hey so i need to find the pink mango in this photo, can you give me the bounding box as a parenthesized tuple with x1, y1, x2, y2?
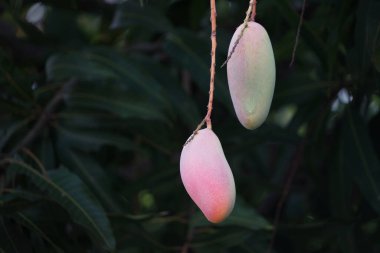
(180, 129, 236, 223)
(227, 21, 276, 130)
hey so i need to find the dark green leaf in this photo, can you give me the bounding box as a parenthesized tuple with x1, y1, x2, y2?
(14, 212, 64, 253)
(58, 150, 121, 212)
(8, 160, 116, 250)
(46, 49, 169, 106)
(66, 92, 168, 122)
(342, 108, 380, 214)
(164, 30, 232, 109)
(112, 2, 173, 32)
(54, 124, 135, 151)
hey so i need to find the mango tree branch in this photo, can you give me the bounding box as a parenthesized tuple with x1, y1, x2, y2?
(10, 78, 77, 155)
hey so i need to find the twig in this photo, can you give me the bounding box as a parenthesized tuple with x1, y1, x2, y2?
(10, 79, 77, 155)
(221, 0, 257, 68)
(0, 67, 32, 101)
(289, 0, 306, 67)
(180, 206, 195, 253)
(181, 226, 194, 253)
(267, 83, 341, 252)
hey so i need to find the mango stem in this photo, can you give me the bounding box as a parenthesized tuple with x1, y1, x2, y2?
(205, 0, 217, 130)
(221, 0, 257, 68)
(184, 0, 217, 146)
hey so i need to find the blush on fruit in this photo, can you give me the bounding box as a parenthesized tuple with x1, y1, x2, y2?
(180, 129, 236, 223)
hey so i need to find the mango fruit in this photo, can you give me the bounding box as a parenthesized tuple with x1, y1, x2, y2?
(227, 21, 276, 130)
(180, 129, 236, 223)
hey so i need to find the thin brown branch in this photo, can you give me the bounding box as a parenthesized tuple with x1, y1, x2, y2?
(289, 0, 306, 67)
(21, 148, 47, 176)
(205, 0, 217, 129)
(0, 67, 32, 101)
(11, 79, 77, 155)
(267, 142, 305, 253)
(181, 226, 194, 253)
(267, 83, 342, 252)
(221, 0, 257, 68)
(181, 222, 195, 253)
(180, 206, 195, 253)
(183, 0, 218, 145)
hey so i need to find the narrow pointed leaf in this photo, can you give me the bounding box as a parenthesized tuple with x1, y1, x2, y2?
(8, 160, 116, 250)
(342, 108, 380, 213)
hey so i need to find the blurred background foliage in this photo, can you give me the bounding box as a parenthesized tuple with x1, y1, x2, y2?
(0, 0, 379, 252)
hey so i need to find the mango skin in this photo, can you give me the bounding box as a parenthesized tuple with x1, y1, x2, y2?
(180, 129, 236, 223)
(227, 21, 276, 130)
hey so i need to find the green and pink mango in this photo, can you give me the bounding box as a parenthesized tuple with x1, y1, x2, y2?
(227, 21, 276, 130)
(180, 129, 235, 223)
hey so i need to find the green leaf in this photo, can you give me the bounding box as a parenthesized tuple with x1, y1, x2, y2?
(374, 47, 380, 72)
(353, 0, 380, 75)
(329, 138, 354, 219)
(164, 30, 231, 109)
(0, 217, 21, 253)
(14, 212, 64, 253)
(128, 55, 201, 128)
(342, 108, 380, 214)
(0, 189, 44, 202)
(8, 160, 116, 251)
(0, 98, 30, 116)
(54, 124, 136, 151)
(67, 91, 168, 122)
(164, 32, 209, 85)
(273, 81, 335, 107)
(36, 129, 56, 171)
(0, 117, 31, 151)
(59, 150, 121, 212)
(46, 49, 169, 106)
(44, 7, 85, 43)
(191, 228, 252, 251)
(0, 190, 43, 214)
(275, 0, 328, 68)
(46, 52, 117, 82)
(112, 2, 173, 32)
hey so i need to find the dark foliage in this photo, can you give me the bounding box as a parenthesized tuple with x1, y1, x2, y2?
(0, 0, 379, 252)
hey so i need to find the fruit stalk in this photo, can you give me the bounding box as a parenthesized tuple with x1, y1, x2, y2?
(250, 0, 257, 21)
(184, 0, 217, 145)
(221, 0, 257, 68)
(205, 0, 217, 129)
